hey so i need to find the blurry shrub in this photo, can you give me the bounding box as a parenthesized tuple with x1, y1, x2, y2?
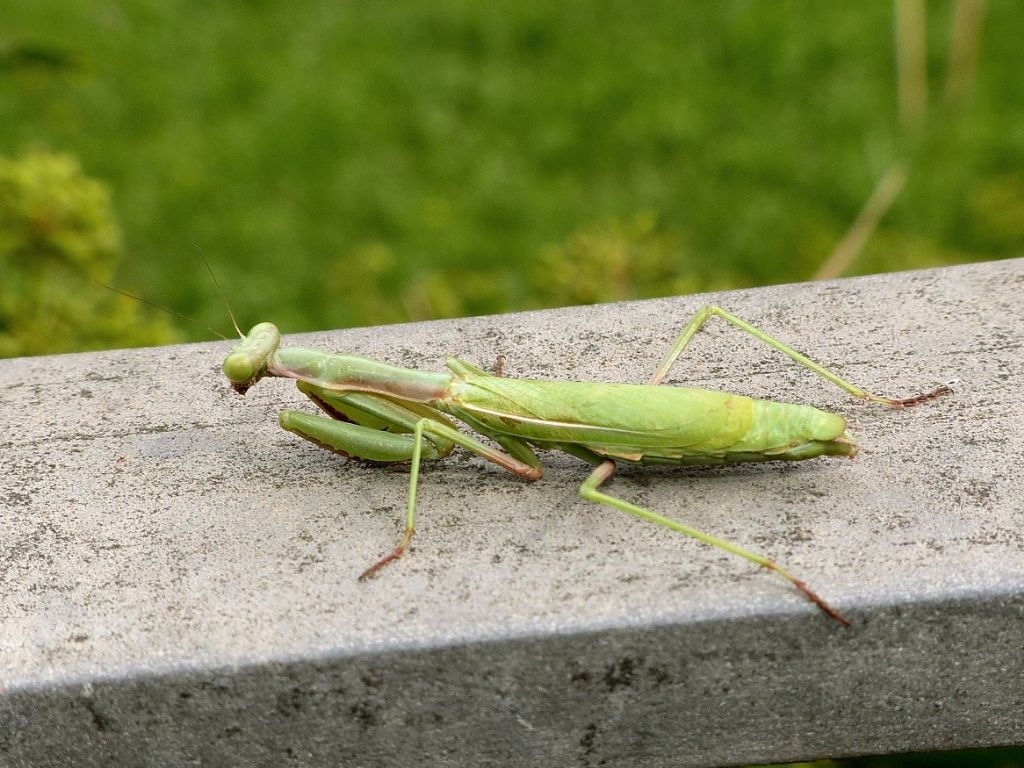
(328, 212, 735, 328)
(329, 240, 511, 325)
(0, 151, 179, 357)
(858, 228, 973, 276)
(328, 241, 407, 327)
(529, 212, 729, 307)
(401, 268, 510, 321)
(969, 173, 1024, 251)
(329, 213, 726, 328)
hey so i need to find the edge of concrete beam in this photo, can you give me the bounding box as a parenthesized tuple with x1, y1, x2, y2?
(2, 258, 1023, 766)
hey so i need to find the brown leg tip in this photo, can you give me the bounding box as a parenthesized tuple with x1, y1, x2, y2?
(357, 552, 401, 581)
(791, 576, 852, 626)
(357, 528, 415, 581)
(876, 382, 954, 409)
(821, 604, 853, 627)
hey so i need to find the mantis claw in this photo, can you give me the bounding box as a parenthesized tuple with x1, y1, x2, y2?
(873, 382, 954, 408)
(358, 527, 415, 581)
(786, 574, 852, 626)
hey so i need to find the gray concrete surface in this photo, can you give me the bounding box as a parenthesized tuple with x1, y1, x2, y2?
(1, 258, 1022, 767)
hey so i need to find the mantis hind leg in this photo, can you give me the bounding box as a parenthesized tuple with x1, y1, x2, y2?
(578, 460, 851, 625)
(649, 305, 951, 406)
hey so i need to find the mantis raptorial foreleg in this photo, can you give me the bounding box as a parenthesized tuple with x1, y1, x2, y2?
(281, 387, 456, 462)
(649, 305, 951, 405)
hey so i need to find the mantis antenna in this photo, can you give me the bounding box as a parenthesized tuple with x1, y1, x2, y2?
(193, 241, 244, 339)
(96, 280, 231, 342)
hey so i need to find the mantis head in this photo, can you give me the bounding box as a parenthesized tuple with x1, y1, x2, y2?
(223, 321, 282, 394)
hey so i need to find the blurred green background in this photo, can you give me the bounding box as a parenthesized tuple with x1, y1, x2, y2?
(2, 2, 1022, 765)
(3, 0, 1021, 359)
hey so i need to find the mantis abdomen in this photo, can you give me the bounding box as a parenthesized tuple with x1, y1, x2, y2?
(443, 372, 854, 464)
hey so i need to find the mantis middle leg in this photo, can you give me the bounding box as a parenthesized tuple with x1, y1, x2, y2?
(359, 418, 543, 579)
(648, 305, 951, 406)
(281, 387, 543, 580)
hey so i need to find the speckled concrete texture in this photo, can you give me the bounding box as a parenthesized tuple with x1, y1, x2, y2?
(2, 259, 1022, 766)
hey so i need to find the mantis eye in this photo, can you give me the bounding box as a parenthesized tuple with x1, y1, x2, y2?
(222, 352, 262, 391)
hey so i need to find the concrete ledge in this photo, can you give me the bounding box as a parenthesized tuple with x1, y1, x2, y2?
(2, 259, 1022, 766)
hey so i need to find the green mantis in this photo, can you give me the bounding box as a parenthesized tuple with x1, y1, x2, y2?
(224, 305, 951, 625)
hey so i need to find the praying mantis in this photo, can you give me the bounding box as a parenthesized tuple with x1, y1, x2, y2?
(223, 305, 951, 625)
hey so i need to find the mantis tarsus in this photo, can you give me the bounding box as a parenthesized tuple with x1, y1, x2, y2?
(224, 305, 951, 626)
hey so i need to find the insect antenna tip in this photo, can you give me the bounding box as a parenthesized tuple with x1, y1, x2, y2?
(193, 242, 245, 338)
(96, 280, 230, 341)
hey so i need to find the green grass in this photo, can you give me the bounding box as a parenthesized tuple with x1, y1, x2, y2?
(4, 1, 1022, 353)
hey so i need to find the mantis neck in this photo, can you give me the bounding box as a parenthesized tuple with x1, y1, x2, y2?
(268, 346, 453, 403)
